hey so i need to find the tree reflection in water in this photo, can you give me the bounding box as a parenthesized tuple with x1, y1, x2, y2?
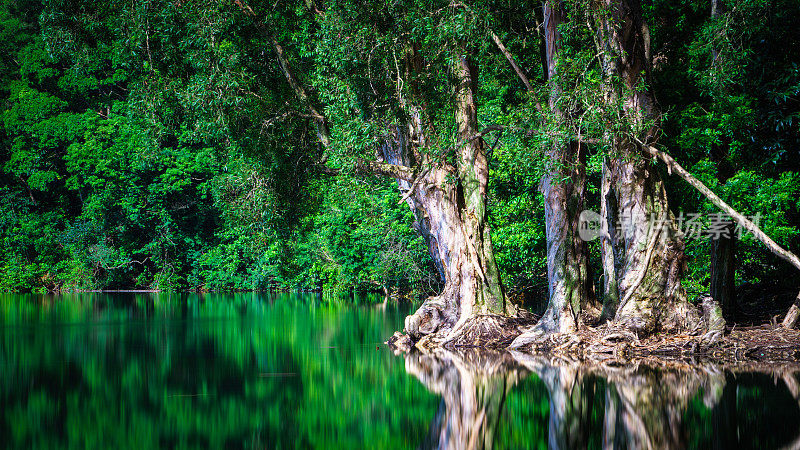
(404, 349, 800, 450)
(405, 349, 526, 450)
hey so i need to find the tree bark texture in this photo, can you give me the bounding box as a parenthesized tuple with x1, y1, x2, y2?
(386, 50, 514, 347)
(594, 0, 701, 335)
(710, 222, 736, 321)
(512, 0, 592, 347)
(256, 16, 516, 345)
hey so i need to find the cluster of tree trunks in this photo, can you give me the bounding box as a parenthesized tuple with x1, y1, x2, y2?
(239, 0, 800, 349)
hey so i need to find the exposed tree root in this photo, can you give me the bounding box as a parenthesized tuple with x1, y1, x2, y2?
(441, 314, 524, 348)
(508, 322, 566, 350)
(397, 308, 536, 353)
(390, 319, 800, 364)
(403, 296, 457, 339)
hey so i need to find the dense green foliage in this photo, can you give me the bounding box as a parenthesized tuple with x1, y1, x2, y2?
(0, 0, 438, 293)
(1, 0, 798, 302)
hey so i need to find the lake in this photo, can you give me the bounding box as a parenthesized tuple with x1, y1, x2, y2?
(1, 293, 799, 449)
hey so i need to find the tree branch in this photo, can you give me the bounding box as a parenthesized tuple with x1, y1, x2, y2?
(490, 30, 535, 94)
(636, 139, 800, 327)
(355, 159, 415, 182)
(232, 0, 332, 154)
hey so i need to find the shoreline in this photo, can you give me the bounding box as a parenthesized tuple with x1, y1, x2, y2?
(388, 323, 800, 367)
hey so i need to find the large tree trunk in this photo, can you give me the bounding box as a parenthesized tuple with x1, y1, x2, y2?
(594, 0, 702, 335)
(395, 51, 516, 348)
(511, 0, 592, 348)
(260, 15, 517, 347)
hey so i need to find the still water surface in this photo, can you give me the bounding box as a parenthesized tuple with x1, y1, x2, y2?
(1, 293, 799, 449)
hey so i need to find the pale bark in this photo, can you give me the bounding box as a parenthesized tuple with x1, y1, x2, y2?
(510, 0, 592, 349)
(594, 0, 701, 335)
(405, 51, 516, 348)
(405, 349, 523, 450)
(238, 0, 518, 345)
(785, 294, 800, 329)
(489, 30, 535, 93)
(638, 143, 800, 274)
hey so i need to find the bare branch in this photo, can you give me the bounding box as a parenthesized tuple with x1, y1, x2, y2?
(490, 30, 535, 93)
(635, 138, 800, 327)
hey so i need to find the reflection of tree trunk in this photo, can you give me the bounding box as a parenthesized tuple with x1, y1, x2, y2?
(601, 366, 725, 450)
(510, 353, 726, 450)
(540, 364, 595, 449)
(508, 354, 597, 449)
(405, 350, 524, 450)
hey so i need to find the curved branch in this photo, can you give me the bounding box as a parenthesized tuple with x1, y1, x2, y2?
(489, 31, 535, 93)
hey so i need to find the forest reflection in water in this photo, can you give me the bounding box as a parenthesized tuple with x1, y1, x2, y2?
(2, 293, 800, 449)
(406, 348, 800, 450)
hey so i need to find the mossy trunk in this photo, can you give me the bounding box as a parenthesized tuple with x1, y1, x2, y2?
(600, 159, 622, 320)
(512, 0, 592, 347)
(396, 50, 513, 347)
(540, 0, 592, 333)
(594, 0, 702, 335)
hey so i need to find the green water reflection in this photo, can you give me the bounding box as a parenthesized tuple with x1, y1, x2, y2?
(1, 293, 799, 449)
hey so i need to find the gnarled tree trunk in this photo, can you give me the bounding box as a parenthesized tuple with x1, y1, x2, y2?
(594, 0, 702, 335)
(386, 51, 516, 348)
(511, 0, 592, 348)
